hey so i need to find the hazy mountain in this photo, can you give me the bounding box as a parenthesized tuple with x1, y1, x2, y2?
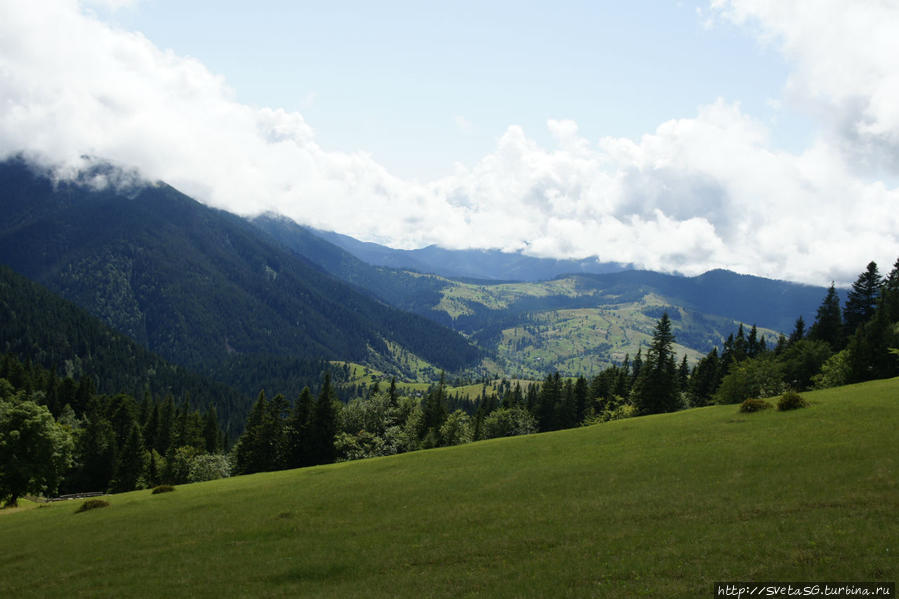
(313, 228, 629, 281)
(0, 158, 480, 380)
(253, 213, 832, 376)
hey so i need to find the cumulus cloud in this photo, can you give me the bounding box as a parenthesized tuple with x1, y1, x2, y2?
(0, 0, 897, 286)
(710, 0, 899, 172)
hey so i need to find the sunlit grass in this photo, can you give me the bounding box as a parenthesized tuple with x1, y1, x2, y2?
(2, 378, 896, 597)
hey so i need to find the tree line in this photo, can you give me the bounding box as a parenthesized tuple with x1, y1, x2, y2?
(0, 354, 230, 506)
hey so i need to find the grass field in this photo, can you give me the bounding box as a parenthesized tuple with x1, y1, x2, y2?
(2, 379, 897, 598)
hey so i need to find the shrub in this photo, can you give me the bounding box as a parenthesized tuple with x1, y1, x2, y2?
(777, 391, 808, 411)
(151, 485, 175, 494)
(75, 499, 109, 513)
(739, 398, 772, 413)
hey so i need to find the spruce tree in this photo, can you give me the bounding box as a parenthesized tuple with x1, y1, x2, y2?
(788, 316, 806, 345)
(286, 387, 313, 468)
(632, 313, 679, 415)
(843, 261, 881, 334)
(235, 390, 267, 474)
(309, 374, 338, 465)
(808, 283, 844, 350)
(112, 422, 146, 492)
(203, 406, 220, 453)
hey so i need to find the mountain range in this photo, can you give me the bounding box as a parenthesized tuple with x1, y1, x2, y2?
(0, 158, 479, 384)
(1, 157, 833, 384)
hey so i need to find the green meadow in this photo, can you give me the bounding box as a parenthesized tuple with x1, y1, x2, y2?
(2, 379, 897, 598)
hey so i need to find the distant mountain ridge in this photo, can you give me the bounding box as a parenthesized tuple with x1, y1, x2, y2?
(251, 213, 833, 376)
(313, 227, 630, 282)
(0, 158, 480, 381)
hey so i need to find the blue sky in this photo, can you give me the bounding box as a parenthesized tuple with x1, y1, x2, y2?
(1, 1, 898, 285)
(103, 1, 809, 179)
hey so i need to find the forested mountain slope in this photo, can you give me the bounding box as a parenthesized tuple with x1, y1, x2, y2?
(254, 214, 830, 376)
(0, 264, 248, 433)
(0, 158, 479, 379)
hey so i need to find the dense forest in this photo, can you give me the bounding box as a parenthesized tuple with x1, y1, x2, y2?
(0, 354, 229, 505)
(0, 158, 480, 376)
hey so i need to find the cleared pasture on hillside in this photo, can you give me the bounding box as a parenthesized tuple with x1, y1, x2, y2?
(2, 379, 897, 598)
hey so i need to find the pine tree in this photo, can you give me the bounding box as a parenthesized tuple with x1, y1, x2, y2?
(573, 376, 588, 424)
(112, 422, 146, 492)
(882, 257, 899, 323)
(788, 316, 806, 345)
(808, 283, 844, 350)
(687, 347, 720, 407)
(422, 373, 448, 440)
(843, 261, 881, 334)
(309, 374, 338, 465)
(632, 313, 680, 415)
(747, 325, 761, 358)
(286, 387, 313, 468)
(156, 394, 175, 455)
(203, 405, 220, 453)
(734, 324, 748, 362)
(536, 372, 561, 431)
(235, 390, 268, 474)
(677, 355, 690, 392)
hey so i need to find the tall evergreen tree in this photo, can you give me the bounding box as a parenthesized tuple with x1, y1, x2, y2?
(309, 374, 338, 465)
(203, 405, 220, 453)
(808, 283, 844, 350)
(286, 386, 313, 468)
(788, 316, 806, 345)
(573, 376, 588, 424)
(235, 390, 268, 475)
(536, 372, 561, 431)
(632, 313, 680, 415)
(112, 422, 146, 492)
(677, 355, 690, 392)
(687, 347, 720, 407)
(843, 261, 881, 334)
(882, 257, 899, 323)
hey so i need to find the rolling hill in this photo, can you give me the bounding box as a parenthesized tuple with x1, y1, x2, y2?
(254, 214, 831, 377)
(2, 378, 896, 597)
(0, 158, 480, 383)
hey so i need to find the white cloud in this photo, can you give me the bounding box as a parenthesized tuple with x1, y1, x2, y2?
(710, 0, 899, 172)
(0, 0, 897, 286)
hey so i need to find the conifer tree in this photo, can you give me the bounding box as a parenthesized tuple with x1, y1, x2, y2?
(788, 316, 806, 345)
(309, 374, 338, 465)
(747, 325, 760, 358)
(809, 283, 844, 349)
(286, 386, 313, 468)
(677, 355, 690, 391)
(687, 347, 720, 407)
(632, 313, 680, 415)
(573, 376, 588, 424)
(203, 405, 220, 453)
(536, 372, 561, 431)
(112, 422, 146, 492)
(843, 261, 881, 334)
(235, 390, 268, 475)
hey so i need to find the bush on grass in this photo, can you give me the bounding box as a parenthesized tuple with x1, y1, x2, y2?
(151, 485, 175, 494)
(777, 390, 808, 411)
(75, 499, 109, 513)
(739, 398, 772, 413)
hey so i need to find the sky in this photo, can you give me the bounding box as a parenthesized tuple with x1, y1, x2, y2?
(1, 0, 898, 286)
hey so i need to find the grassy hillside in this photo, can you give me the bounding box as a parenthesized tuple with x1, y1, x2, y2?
(2, 379, 896, 598)
(438, 277, 783, 376)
